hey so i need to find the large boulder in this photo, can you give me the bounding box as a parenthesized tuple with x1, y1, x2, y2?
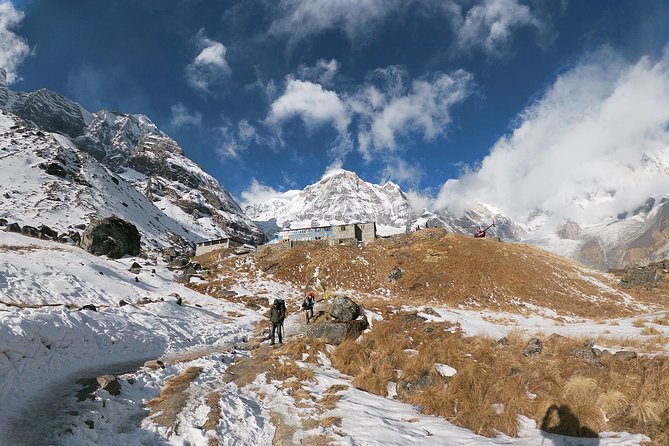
(329, 296, 361, 322)
(81, 216, 141, 259)
(306, 318, 369, 344)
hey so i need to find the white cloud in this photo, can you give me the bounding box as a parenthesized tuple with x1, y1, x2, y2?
(266, 78, 350, 135)
(297, 59, 339, 86)
(269, 0, 543, 56)
(237, 119, 259, 142)
(270, 0, 406, 43)
(240, 179, 285, 208)
(0, 1, 32, 84)
(405, 189, 433, 213)
(355, 69, 473, 156)
(438, 46, 669, 230)
(186, 29, 231, 93)
(446, 0, 543, 55)
(380, 157, 424, 188)
(217, 120, 267, 160)
(265, 66, 473, 164)
(169, 103, 202, 127)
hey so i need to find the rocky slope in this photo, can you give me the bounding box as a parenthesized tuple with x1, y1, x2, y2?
(0, 69, 263, 246)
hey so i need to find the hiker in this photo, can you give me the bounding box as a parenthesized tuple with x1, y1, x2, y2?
(302, 290, 315, 324)
(269, 299, 285, 345)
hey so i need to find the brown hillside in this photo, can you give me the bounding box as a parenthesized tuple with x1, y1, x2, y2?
(197, 229, 665, 319)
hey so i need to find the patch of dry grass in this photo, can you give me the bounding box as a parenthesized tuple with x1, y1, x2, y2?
(208, 231, 664, 319)
(268, 358, 316, 383)
(145, 367, 203, 432)
(278, 337, 328, 364)
(641, 325, 663, 336)
(652, 313, 669, 326)
(633, 318, 649, 328)
(325, 311, 669, 443)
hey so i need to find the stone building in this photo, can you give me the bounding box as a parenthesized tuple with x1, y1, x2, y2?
(278, 222, 376, 246)
(195, 236, 245, 256)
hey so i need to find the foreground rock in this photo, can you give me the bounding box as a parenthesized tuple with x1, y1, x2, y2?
(96, 375, 121, 396)
(81, 216, 141, 258)
(306, 318, 369, 344)
(329, 296, 360, 322)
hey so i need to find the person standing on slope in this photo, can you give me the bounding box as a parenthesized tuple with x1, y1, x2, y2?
(302, 290, 316, 324)
(269, 299, 285, 345)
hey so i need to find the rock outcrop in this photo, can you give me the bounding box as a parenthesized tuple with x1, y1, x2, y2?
(306, 318, 369, 344)
(329, 296, 361, 322)
(81, 217, 141, 258)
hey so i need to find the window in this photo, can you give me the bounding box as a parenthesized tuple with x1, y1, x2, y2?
(340, 225, 346, 231)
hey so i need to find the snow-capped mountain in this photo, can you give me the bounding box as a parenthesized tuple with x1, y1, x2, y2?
(245, 168, 529, 240)
(0, 69, 263, 246)
(245, 169, 414, 237)
(246, 167, 669, 268)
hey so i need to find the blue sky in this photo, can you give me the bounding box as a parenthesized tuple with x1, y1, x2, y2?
(3, 0, 669, 226)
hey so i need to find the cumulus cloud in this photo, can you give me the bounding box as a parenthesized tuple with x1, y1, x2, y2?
(354, 68, 473, 157)
(446, 0, 543, 55)
(0, 1, 32, 84)
(170, 103, 202, 127)
(266, 78, 350, 135)
(240, 179, 285, 208)
(265, 66, 473, 164)
(186, 29, 231, 93)
(438, 46, 669, 230)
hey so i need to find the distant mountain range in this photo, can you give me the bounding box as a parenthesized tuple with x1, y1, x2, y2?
(245, 168, 669, 269)
(0, 68, 264, 250)
(1, 67, 667, 268)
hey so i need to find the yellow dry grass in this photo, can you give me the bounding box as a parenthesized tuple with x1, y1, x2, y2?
(231, 230, 664, 318)
(324, 311, 669, 442)
(641, 325, 663, 336)
(145, 366, 203, 431)
(268, 358, 316, 383)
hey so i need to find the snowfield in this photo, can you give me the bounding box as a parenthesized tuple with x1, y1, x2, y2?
(0, 231, 662, 445)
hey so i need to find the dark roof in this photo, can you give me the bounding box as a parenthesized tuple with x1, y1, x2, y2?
(195, 235, 246, 246)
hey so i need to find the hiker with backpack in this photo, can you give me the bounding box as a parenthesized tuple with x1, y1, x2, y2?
(269, 299, 286, 345)
(302, 290, 315, 324)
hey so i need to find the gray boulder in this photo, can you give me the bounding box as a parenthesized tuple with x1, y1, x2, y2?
(38, 225, 58, 239)
(5, 222, 21, 233)
(388, 266, 402, 282)
(306, 318, 369, 344)
(329, 296, 361, 322)
(21, 225, 39, 237)
(96, 375, 121, 396)
(143, 359, 165, 370)
(523, 337, 543, 357)
(81, 216, 140, 259)
(614, 350, 637, 360)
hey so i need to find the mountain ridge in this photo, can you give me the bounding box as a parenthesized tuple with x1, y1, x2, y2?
(0, 69, 264, 247)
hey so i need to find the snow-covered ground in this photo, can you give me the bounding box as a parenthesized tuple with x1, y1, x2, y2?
(0, 231, 663, 445)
